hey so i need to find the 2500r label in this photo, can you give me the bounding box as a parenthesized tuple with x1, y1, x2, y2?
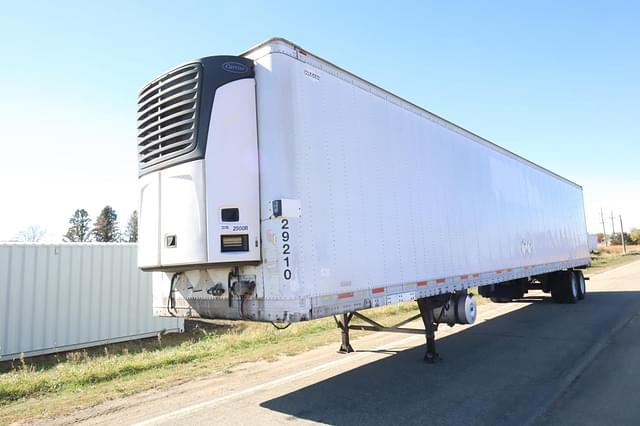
(280, 218, 292, 280)
(220, 225, 248, 231)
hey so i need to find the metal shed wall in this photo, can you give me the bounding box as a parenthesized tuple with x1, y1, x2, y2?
(0, 243, 183, 359)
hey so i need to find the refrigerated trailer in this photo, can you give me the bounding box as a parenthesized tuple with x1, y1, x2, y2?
(137, 38, 590, 361)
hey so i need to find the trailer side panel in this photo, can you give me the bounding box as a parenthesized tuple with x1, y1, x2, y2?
(250, 43, 589, 317)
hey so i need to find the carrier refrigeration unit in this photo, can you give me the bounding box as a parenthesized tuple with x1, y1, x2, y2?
(136, 38, 590, 361)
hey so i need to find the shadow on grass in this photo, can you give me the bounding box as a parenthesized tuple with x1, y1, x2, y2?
(261, 291, 640, 426)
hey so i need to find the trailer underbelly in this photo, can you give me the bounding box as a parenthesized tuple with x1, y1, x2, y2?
(156, 257, 589, 322)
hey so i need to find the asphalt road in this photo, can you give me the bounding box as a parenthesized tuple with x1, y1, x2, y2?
(53, 260, 640, 426)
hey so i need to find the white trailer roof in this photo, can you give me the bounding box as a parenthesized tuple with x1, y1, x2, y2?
(242, 37, 581, 190)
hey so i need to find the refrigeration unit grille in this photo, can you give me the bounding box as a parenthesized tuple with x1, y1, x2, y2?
(137, 63, 201, 171)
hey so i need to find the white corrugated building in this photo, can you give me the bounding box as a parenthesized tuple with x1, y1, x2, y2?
(0, 243, 182, 360)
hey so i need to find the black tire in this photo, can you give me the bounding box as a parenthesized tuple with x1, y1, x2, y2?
(574, 270, 586, 300)
(565, 271, 578, 304)
(550, 272, 565, 303)
(551, 271, 578, 304)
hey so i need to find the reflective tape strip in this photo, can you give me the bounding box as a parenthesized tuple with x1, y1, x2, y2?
(310, 257, 591, 319)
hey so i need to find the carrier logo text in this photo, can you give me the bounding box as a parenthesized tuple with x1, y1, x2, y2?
(222, 62, 249, 74)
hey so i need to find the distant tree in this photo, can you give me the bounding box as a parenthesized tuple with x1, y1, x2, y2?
(596, 233, 605, 243)
(63, 209, 92, 242)
(124, 210, 138, 242)
(93, 206, 120, 242)
(609, 232, 631, 246)
(609, 232, 621, 245)
(630, 228, 640, 245)
(16, 225, 47, 242)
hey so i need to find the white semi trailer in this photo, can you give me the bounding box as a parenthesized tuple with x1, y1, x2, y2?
(137, 38, 590, 361)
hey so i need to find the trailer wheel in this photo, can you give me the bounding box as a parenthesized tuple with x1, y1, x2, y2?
(551, 271, 578, 304)
(550, 272, 564, 303)
(574, 270, 586, 300)
(566, 271, 578, 303)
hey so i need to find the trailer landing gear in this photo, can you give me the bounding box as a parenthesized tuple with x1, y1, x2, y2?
(334, 313, 354, 353)
(417, 297, 442, 363)
(332, 293, 476, 362)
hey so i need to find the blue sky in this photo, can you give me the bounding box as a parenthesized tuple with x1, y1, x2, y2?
(0, 0, 638, 240)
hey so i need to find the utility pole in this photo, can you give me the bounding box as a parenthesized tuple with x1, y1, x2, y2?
(600, 208, 608, 246)
(620, 215, 627, 254)
(610, 211, 617, 244)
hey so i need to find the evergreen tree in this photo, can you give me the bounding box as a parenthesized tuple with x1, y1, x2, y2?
(124, 210, 138, 242)
(93, 206, 120, 242)
(63, 209, 92, 242)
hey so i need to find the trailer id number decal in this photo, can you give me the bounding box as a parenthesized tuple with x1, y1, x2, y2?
(304, 69, 320, 82)
(281, 218, 292, 280)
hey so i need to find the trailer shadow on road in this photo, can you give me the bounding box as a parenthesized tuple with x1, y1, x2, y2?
(261, 291, 640, 426)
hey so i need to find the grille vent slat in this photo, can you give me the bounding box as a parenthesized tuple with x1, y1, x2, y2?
(138, 66, 196, 98)
(138, 67, 197, 104)
(137, 87, 198, 122)
(139, 129, 194, 157)
(137, 63, 201, 170)
(137, 99, 196, 131)
(138, 117, 194, 147)
(137, 77, 198, 114)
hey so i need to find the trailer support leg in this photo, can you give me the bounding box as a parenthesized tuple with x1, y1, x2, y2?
(417, 297, 441, 363)
(334, 312, 354, 353)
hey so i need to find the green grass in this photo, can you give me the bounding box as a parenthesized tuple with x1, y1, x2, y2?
(587, 246, 640, 275)
(0, 302, 418, 424)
